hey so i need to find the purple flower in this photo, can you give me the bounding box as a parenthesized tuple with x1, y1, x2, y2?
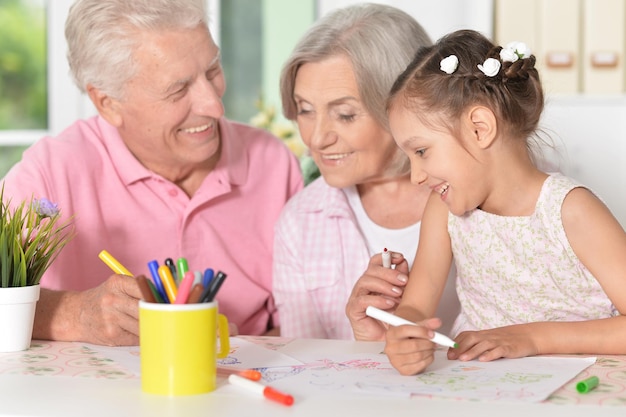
(33, 198, 60, 218)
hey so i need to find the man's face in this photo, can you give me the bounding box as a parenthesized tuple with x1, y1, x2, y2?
(109, 25, 226, 180)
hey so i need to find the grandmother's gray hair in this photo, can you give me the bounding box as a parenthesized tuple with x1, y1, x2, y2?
(279, 3, 432, 176)
(65, 0, 208, 99)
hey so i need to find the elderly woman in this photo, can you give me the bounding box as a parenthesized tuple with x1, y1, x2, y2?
(274, 3, 459, 339)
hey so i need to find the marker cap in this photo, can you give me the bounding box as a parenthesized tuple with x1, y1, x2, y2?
(576, 376, 599, 393)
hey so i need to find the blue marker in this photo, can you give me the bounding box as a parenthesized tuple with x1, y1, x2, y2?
(148, 260, 169, 303)
(202, 268, 215, 289)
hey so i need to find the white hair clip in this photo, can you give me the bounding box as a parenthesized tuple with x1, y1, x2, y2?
(500, 41, 532, 63)
(440, 55, 459, 74)
(477, 58, 501, 77)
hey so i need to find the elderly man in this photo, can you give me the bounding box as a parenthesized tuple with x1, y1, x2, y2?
(1, 0, 302, 345)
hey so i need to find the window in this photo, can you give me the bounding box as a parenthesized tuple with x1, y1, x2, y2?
(0, 0, 314, 177)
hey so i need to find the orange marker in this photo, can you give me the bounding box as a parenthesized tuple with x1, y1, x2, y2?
(228, 374, 294, 406)
(157, 265, 178, 303)
(217, 365, 262, 381)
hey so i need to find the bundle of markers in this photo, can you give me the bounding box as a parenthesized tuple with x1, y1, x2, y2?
(139, 257, 227, 304)
(98, 250, 226, 304)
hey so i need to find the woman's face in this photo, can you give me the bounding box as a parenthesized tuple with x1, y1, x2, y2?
(293, 55, 399, 188)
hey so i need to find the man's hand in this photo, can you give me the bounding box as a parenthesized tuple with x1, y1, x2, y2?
(34, 274, 142, 346)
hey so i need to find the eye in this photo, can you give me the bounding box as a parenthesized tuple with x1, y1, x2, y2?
(167, 85, 189, 102)
(339, 114, 356, 122)
(296, 103, 314, 116)
(206, 66, 222, 81)
(415, 148, 426, 157)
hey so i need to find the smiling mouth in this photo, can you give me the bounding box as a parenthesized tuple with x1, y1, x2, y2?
(435, 183, 449, 195)
(181, 123, 212, 134)
(321, 153, 351, 160)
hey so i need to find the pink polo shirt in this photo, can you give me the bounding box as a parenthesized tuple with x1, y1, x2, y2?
(1, 116, 303, 335)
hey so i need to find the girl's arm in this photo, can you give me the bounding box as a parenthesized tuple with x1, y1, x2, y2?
(384, 192, 455, 375)
(450, 188, 626, 362)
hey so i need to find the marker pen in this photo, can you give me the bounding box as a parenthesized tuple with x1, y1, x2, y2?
(202, 268, 215, 289)
(217, 365, 262, 381)
(576, 376, 599, 393)
(98, 250, 133, 276)
(203, 271, 227, 303)
(382, 248, 391, 268)
(365, 306, 458, 349)
(176, 257, 189, 281)
(193, 270, 202, 286)
(186, 283, 204, 304)
(158, 264, 178, 303)
(148, 260, 169, 303)
(164, 258, 177, 283)
(136, 275, 157, 303)
(228, 374, 294, 406)
(174, 271, 195, 304)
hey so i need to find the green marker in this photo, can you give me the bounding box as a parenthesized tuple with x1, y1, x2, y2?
(576, 376, 599, 394)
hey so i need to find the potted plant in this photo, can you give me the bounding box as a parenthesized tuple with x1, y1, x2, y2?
(0, 185, 74, 352)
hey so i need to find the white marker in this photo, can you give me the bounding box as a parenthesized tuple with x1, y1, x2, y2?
(382, 248, 391, 268)
(365, 306, 458, 349)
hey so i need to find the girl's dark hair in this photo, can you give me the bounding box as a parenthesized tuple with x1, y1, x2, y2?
(388, 29, 544, 141)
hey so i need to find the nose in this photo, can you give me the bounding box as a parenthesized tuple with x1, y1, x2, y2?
(305, 115, 337, 151)
(192, 77, 225, 119)
(410, 163, 428, 185)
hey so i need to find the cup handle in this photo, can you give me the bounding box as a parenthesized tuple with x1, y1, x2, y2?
(216, 314, 230, 358)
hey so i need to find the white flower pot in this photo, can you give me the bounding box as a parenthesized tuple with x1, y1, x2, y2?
(0, 284, 40, 352)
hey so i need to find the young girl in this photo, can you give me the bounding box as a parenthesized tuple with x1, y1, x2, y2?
(382, 29, 626, 375)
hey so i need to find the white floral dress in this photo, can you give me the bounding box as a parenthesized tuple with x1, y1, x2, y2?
(449, 173, 617, 337)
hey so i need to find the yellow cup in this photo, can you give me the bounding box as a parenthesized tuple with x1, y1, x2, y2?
(139, 300, 229, 396)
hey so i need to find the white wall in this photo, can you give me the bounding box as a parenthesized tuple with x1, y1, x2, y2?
(540, 97, 626, 227)
(317, 0, 494, 40)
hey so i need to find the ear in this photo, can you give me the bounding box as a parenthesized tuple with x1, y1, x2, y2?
(466, 106, 497, 149)
(86, 84, 123, 127)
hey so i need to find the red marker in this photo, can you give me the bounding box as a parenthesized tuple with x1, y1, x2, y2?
(228, 374, 294, 406)
(382, 247, 391, 268)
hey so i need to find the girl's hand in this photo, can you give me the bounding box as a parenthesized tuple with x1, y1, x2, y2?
(448, 324, 539, 362)
(383, 317, 442, 375)
(346, 251, 409, 341)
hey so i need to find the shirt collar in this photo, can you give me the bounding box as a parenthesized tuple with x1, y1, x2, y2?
(98, 116, 248, 187)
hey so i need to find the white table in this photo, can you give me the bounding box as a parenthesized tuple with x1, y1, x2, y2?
(0, 339, 624, 417)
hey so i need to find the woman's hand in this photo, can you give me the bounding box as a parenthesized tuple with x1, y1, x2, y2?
(346, 251, 409, 341)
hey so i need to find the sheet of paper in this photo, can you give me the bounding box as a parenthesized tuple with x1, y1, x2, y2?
(356, 351, 596, 402)
(232, 339, 596, 403)
(83, 337, 303, 376)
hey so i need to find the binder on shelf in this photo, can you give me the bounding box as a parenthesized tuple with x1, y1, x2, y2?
(539, 0, 581, 94)
(582, 0, 625, 93)
(494, 0, 540, 50)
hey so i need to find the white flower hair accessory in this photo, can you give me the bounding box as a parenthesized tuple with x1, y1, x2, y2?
(500, 41, 532, 63)
(440, 55, 459, 74)
(477, 58, 501, 77)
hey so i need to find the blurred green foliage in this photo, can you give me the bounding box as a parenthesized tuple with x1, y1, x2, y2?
(0, 0, 47, 130)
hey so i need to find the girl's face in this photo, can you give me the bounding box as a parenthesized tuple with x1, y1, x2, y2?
(389, 106, 486, 216)
(293, 55, 399, 188)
